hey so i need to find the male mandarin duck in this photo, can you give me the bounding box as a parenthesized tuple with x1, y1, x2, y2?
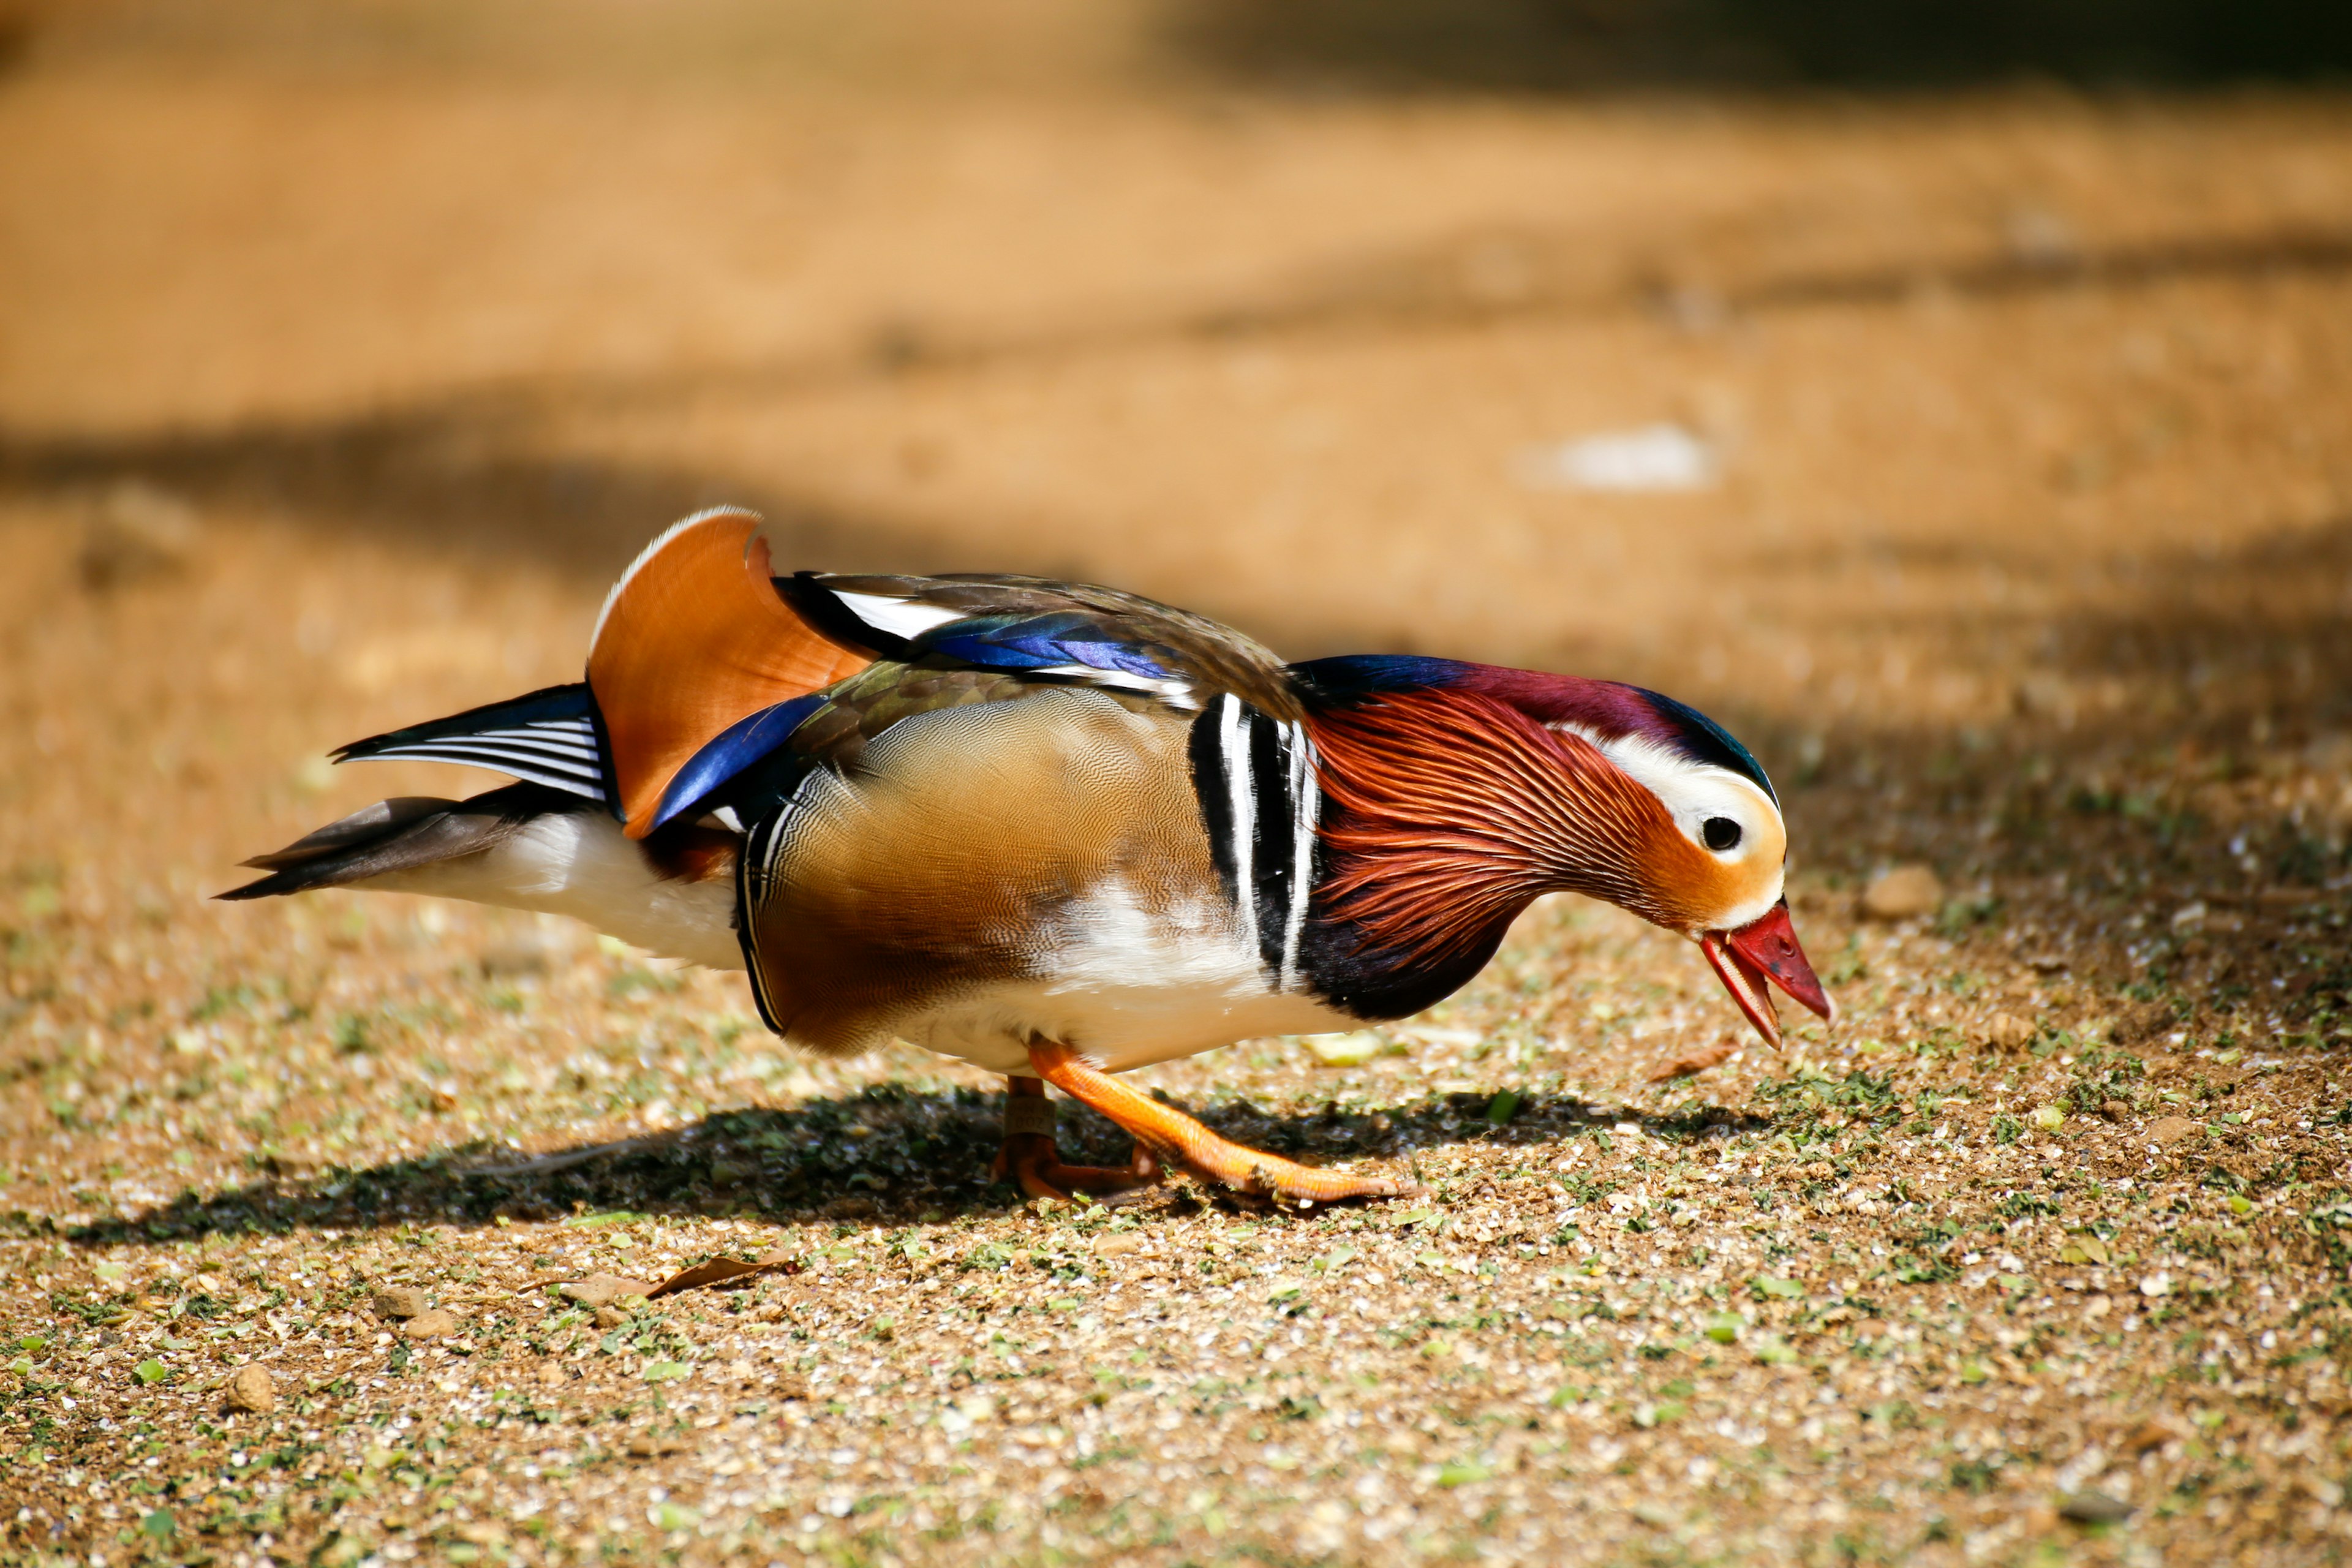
(225, 509, 1832, 1205)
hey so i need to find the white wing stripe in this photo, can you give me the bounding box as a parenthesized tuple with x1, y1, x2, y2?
(1028, 665, 1200, 710)
(826, 589, 967, 642)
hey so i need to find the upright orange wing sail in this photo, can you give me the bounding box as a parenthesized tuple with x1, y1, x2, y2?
(586, 508, 870, 837)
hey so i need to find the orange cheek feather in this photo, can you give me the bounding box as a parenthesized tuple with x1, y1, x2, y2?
(1634, 830, 1726, 932)
(1636, 814, 1785, 933)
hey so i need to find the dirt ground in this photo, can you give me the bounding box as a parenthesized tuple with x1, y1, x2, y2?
(4, 4, 2352, 1566)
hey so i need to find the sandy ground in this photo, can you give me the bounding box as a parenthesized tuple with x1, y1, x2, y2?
(4, 4, 2352, 1566)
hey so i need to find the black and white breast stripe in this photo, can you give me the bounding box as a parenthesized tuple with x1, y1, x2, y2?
(1187, 695, 1322, 991)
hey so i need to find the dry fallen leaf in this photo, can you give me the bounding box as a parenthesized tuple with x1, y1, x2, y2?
(646, 1251, 801, 1298)
(1646, 1041, 1736, 1083)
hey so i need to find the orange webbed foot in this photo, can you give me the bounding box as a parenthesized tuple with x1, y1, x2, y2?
(1024, 1041, 1412, 1207)
(992, 1077, 1163, 1202)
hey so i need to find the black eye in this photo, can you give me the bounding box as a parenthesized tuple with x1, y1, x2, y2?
(1702, 816, 1743, 852)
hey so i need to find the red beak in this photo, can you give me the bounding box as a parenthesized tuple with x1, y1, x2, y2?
(1697, 899, 1836, 1049)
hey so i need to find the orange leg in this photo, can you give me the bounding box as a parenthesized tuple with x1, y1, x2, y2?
(1027, 1041, 1412, 1205)
(989, 1075, 1164, 1202)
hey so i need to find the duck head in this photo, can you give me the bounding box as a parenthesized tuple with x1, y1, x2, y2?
(1299, 657, 1834, 1047)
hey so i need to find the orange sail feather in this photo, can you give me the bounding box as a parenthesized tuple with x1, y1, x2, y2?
(585, 508, 870, 837)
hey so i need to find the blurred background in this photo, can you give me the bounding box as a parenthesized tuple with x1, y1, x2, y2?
(2, 0, 2349, 1008)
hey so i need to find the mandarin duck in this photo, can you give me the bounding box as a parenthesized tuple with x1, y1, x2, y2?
(225, 509, 1833, 1205)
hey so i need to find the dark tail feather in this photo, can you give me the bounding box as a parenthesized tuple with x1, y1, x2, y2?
(332, 682, 609, 805)
(218, 783, 579, 900)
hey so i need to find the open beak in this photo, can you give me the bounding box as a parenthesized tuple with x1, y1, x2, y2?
(1697, 899, 1836, 1049)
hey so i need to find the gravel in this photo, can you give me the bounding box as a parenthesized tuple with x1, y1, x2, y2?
(3, 25, 2350, 1564)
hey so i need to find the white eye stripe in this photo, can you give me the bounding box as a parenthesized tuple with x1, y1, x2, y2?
(1549, 722, 1779, 853)
(1551, 720, 1788, 929)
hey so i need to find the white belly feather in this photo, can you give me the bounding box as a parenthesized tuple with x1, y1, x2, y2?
(894, 880, 1351, 1076)
(352, 811, 745, 973)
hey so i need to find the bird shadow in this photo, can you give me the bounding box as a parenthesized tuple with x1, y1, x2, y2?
(62, 1083, 1769, 1248)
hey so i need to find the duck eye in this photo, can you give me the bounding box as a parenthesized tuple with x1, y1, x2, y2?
(1702, 816, 1742, 852)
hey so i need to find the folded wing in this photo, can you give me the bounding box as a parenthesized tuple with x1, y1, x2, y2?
(779, 571, 1295, 718)
(326, 513, 1297, 839)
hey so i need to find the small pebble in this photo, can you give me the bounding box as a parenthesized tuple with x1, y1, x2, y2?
(2146, 1115, 2203, 1147)
(402, 1309, 460, 1340)
(2059, 1491, 2134, 1525)
(1091, 1234, 1145, 1257)
(224, 1365, 275, 1414)
(371, 1286, 428, 1320)
(1860, 865, 1943, 921)
(561, 1275, 652, 1308)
